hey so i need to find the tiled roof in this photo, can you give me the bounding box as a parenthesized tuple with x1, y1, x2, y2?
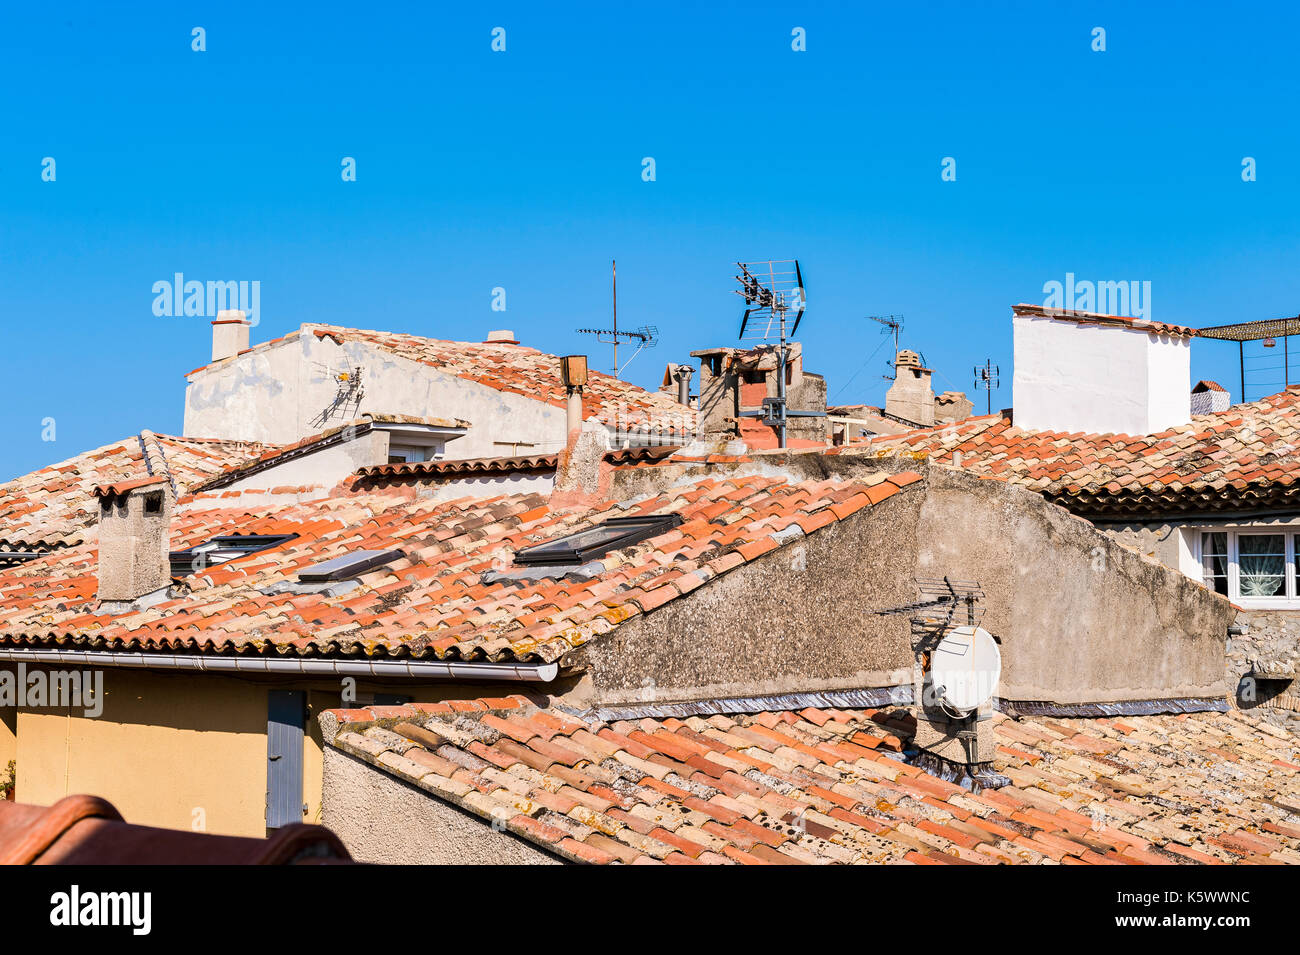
(306, 324, 698, 435)
(0, 432, 279, 548)
(0, 469, 922, 661)
(844, 387, 1300, 516)
(328, 697, 1300, 865)
(356, 453, 559, 480)
(1014, 303, 1199, 339)
(355, 446, 678, 482)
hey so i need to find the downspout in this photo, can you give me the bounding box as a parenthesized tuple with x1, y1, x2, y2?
(0, 648, 559, 682)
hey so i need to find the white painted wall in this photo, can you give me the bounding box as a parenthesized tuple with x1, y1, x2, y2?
(1012, 313, 1190, 435)
(217, 430, 391, 492)
(184, 332, 571, 459)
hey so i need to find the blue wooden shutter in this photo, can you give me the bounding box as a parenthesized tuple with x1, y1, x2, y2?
(266, 690, 305, 829)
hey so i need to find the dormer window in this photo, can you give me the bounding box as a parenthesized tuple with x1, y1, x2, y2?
(515, 514, 682, 567)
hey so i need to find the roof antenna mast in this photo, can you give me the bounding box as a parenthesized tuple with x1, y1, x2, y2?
(733, 258, 810, 449)
(870, 315, 904, 380)
(575, 259, 658, 379)
(973, 359, 1000, 415)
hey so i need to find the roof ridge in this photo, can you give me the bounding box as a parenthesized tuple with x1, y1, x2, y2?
(137, 430, 178, 499)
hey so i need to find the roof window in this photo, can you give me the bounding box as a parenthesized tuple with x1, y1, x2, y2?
(297, 549, 404, 582)
(514, 514, 682, 567)
(169, 533, 297, 577)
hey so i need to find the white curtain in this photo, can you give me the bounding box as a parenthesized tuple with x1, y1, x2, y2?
(1238, 535, 1284, 596)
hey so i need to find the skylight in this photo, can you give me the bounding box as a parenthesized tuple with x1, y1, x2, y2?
(169, 534, 297, 577)
(514, 514, 683, 567)
(297, 549, 404, 582)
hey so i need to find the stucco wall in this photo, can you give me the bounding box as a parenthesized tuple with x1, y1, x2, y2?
(569, 490, 921, 705)
(3, 666, 547, 834)
(909, 469, 1232, 703)
(10, 667, 278, 834)
(184, 332, 569, 458)
(573, 461, 1233, 708)
(219, 429, 391, 492)
(1012, 314, 1190, 434)
(322, 746, 560, 865)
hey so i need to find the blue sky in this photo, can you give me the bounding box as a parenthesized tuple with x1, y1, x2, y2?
(3, 1, 1299, 480)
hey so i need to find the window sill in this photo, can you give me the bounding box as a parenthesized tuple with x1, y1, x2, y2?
(1233, 597, 1300, 611)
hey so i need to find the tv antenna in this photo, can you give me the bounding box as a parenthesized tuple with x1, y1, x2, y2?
(309, 356, 365, 428)
(733, 259, 815, 449)
(575, 259, 659, 378)
(973, 359, 1000, 415)
(870, 315, 905, 381)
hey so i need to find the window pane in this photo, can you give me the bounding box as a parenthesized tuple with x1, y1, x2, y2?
(1201, 532, 1229, 595)
(1239, 533, 1284, 596)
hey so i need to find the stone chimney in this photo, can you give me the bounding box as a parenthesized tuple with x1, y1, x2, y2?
(884, 350, 935, 426)
(94, 476, 172, 602)
(211, 310, 251, 362)
(1012, 304, 1193, 435)
(485, 329, 519, 345)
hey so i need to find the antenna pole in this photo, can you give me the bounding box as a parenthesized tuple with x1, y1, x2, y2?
(778, 295, 788, 449)
(611, 259, 618, 379)
(973, 359, 1000, 415)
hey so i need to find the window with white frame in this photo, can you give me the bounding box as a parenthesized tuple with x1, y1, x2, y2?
(1199, 529, 1297, 601)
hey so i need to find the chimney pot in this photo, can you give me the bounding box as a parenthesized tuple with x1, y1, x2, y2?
(94, 477, 172, 602)
(674, 365, 694, 406)
(212, 310, 251, 362)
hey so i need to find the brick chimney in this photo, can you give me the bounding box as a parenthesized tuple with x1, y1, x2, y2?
(211, 310, 251, 362)
(94, 476, 172, 602)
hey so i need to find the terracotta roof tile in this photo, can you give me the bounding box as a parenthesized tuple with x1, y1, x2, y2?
(0, 467, 918, 662)
(842, 387, 1300, 515)
(327, 701, 1299, 865)
(0, 432, 279, 548)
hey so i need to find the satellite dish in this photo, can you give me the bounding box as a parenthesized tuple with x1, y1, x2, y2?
(929, 625, 1001, 716)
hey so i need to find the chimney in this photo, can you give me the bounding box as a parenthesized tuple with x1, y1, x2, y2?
(94, 476, 172, 602)
(674, 365, 693, 405)
(211, 310, 250, 362)
(1190, 380, 1230, 415)
(560, 355, 588, 444)
(884, 350, 935, 426)
(1012, 304, 1192, 434)
(485, 329, 519, 345)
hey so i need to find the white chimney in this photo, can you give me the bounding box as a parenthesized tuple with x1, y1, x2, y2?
(1012, 304, 1192, 435)
(211, 310, 251, 362)
(485, 329, 519, 345)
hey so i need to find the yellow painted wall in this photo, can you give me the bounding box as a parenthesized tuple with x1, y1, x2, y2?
(5, 663, 510, 836)
(17, 668, 273, 835)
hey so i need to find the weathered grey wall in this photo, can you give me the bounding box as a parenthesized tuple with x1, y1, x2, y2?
(909, 469, 1233, 703)
(574, 460, 1234, 708)
(569, 490, 921, 706)
(322, 746, 560, 865)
